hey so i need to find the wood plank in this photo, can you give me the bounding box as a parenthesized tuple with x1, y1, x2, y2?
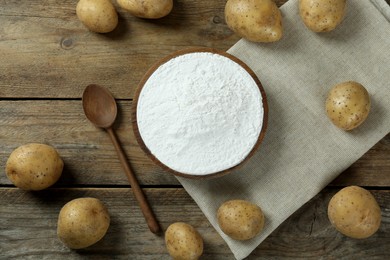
(0, 187, 389, 259)
(3, 0, 387, 98)
(1, 100, 389, 186)
(251, 188, 390, 259)
(0, 100, 177, 186)
(331, 133, 390, 186)
(0, 0, 242, 98)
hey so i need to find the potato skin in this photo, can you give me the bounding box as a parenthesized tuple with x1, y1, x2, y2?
(117, 0, 173, 19)
(76, 0, 118, 33)
(5, 143, 63, 190)
(225, 0, 283, 42)
(217, 199, 264, 240)
(165, 222, 203, 260)
(299, 0, 347, 32)
(325, 81, 370, 130)
(328, 186, 381, 239)
(57, 197, 110, 249)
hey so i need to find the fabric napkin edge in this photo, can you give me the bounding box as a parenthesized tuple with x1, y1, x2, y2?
(371, 0, 390, 21)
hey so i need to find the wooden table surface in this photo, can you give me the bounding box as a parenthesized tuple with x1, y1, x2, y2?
(1, 0, 389, 259)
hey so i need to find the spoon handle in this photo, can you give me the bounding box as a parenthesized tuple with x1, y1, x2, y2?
(106, 127, 161, 234)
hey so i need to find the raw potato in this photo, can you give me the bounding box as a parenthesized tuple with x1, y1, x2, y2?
(117, 0, 173, 19)
(76, 0, 118, 33)
(57, 197, 110, 249)
(325, 81, 370, 130)
(217, 199, 264, 240)
(165, 222, 203, 260)
(299, 0, 347, 32)
(225, 0, 283, 42)
(5, 143, 63, 191)
(328, 186, 381, 239)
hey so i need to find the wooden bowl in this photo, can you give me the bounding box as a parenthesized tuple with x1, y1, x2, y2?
(132, 47, 268, 179)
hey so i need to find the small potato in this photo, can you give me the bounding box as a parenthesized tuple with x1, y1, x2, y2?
(328, 186, 381, 239)
(217, 199, 264, 240)
(76, 0, 118, 33)
(165, 222, 203, 260)
(325, 81, 370, 130)
(117, 0, 173, 19)
(299, 0, 347, 32)
(57, 197, 110, 249)
(225, 0, 283, 42)
(6, 143, 63, 191)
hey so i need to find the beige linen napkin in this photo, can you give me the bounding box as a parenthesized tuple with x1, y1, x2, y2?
(177, 0, 390, 259)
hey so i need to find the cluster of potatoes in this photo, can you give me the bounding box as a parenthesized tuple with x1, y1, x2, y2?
(226, 0, 371, 130)
(4, 142, 382, 256)
(167, 186, 382, 259)
(4, 147, 382, 257)
(4, 142, 265, 255)
(3, 143, 262, 256)
(165, 199, 265, 259)
(76, 0, 347, 39)
(5, 143, 110, 249)
(76, 0, 173, 33)
(225, 0, 347, 43)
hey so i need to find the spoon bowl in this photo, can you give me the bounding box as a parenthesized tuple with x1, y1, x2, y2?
(82, 84, 117, 129)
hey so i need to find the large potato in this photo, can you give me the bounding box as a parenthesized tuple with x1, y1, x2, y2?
(225, 0, 283, 42)
(5, 143, 63, 191)
(328, 186, 381, 239)
(117, 0, 173, 19)
(217, 199, 264, 240)
(57, 197, 110, 249)
(299, 0, 347, 32)
(165, 222, 203, 260)
(76, 0, 118, 33)
(325, 81, 370, 130)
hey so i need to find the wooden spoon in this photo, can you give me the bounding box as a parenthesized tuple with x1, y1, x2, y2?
(82, 84, 160, 234)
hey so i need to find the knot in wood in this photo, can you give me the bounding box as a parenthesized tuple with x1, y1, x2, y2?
(61, 37, 74, 50)
(213, 16, 222, 24)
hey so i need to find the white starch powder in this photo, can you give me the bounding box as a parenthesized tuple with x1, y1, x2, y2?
(137, 52, 264, 175)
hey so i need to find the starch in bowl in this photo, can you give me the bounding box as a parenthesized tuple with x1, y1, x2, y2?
(133, 48, 268, 178)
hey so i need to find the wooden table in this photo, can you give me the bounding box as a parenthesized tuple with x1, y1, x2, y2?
(1, 0, 389, 259)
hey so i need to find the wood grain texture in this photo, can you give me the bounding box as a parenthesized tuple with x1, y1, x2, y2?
(0, 100, 389, 187)
(0, 0, 240, 98)
(0, 100, 389, 186)
(0, 100, 177, 186)
(1, 0, 388, 98)
(0, 187, 389, 259)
